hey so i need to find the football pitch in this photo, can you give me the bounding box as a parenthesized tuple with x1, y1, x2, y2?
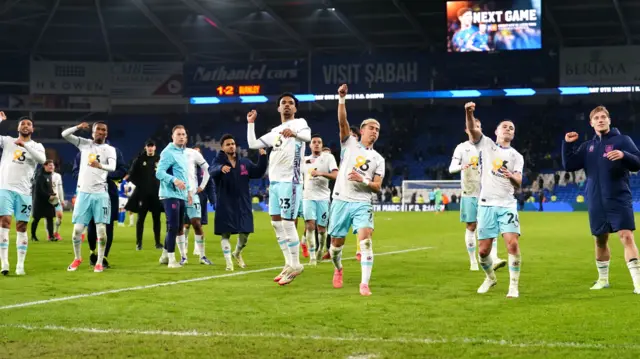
(1, 211, 639, 358)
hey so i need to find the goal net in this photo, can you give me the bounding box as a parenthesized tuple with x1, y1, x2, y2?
(398, 180, 461, 212)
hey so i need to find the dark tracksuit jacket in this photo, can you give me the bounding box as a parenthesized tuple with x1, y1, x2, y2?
(562, 128, 640, 235)
(210, 151, 267, 235)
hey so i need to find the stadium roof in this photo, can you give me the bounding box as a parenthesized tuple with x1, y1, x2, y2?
(1, 0, 640, 62)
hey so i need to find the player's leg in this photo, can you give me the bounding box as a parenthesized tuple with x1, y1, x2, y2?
(476, 206, 499, 294)
(315, 200, 330, 262)
(591, 233, 611, 290)
(103, 220, 114, 268)
(232, 233, 248, 268)
(327, 200, 351, 289)
(221, 232, 233, 270)
(616, 229, 640, 293)
(151, 207, 163, 249)
(87, 220, 98, 265)
(54, 204, 63, 240)
(160, 198, 184, 268)
(190, 213, 211, 265)
(269, 183, 292, 282)
(30, 216, 41, 242)
(176, 215, 188, 265)
(278, 183, 304, 285)
(68, 193, 92, 271)
(278, 183, 305, 285)
(303, 199, 318, 265)
(460, 197, 478, 270)
(297, 199, 308, 258)
(117, 198, 125, 226)
(186, 200, 204, 263)
(465, 222, 479, 271)
(183, 222, 191, 255)
(45, 215, 54, 241)
(497, 208, 522, 298)
(136, 200, 149, 250)
(91, 193, 111, 273)
(0, 190, 16, 275)
(14, 219, 29, 275)
(128, 211, 135, 227)
(352, 203, 375, 296)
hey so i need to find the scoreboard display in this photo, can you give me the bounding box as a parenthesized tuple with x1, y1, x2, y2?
(215, 85, 262, 96)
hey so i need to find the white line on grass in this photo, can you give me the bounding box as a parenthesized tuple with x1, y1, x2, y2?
(2, 323, 639, 351)
(0, 246, 433, 311)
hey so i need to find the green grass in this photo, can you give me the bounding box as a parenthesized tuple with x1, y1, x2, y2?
(1, 211, 639, 358)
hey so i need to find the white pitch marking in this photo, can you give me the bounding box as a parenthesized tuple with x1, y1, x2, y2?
(0, 247, 433, 311)
(2, 323, 639, 351)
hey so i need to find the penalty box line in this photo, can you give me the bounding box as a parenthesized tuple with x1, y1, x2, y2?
(2, 323, 639, 351)
(0, 247, 433, 311)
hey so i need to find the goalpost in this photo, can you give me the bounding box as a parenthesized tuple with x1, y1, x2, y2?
(400, 180, 462, 212)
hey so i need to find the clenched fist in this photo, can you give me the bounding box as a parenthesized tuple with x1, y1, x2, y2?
(565, 132, 579, 143)
(338, 84, 348, 97)
(247, 110, 257, 123)
(465, 102, 475, 112)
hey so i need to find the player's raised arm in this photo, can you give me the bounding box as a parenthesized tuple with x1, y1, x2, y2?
(61, 122, 90, 147)
(337, 84, 351, 143)
(465, 102, 482, 143)
(246, 110, 271, 149)
(561, 132, 586, 172)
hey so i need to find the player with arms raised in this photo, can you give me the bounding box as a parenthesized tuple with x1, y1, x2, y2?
(302, 134, 338, 264)
(62, 122, 117, 273)
(465, 102, 524, 298)
(0, 113, 46, 275)
(247, 93, 311, 286)
(449, 119, 506, 271)
(329, 84, 385, 296)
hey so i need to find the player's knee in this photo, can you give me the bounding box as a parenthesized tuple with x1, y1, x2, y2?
(503, 234, 519, 253)
(594, 234, 609, 248)
(0, 216, 11, 227)
(478, 248, 491, 258)
(305, 221, 316, 232)
(96, 223, 107, 239)
(619, 231, 636, 246)
(15, 221, 27, 232)
(466, 222, 477, 231)
(331, 237, 345, 247)
(271, 220, 283, 233)
(360, 238, 372, 251)
(73, 223, 84, 237)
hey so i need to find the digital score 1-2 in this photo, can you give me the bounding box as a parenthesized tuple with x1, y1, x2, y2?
(216, 85, 262, 96)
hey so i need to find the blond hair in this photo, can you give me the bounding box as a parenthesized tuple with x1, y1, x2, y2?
(360, 118, 381, 129)
(590, 105, 610, 120)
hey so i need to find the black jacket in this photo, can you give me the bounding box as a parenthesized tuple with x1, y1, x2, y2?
(128, 152, 160, 197)
(32, 169, 56, 218)
(126, 151, 163, 213)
